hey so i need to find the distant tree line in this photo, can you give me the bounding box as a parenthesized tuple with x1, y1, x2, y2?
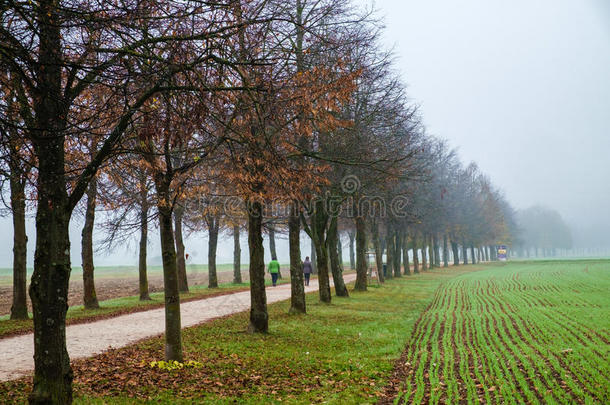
(513, 205, 573, 257)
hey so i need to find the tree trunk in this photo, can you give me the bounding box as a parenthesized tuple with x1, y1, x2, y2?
(29, 150, 73, 404)
(138, 188, 150, 301)
(310, 239, 317, 274)
(81, 179, 99, 309)
(288, 204, 306, 313)
(421, 235, 428, 270)
(451, 240, 459, 267)
(6, 78, 30, 321)
(28, 27, 75, 398)
(174, 206, 189, 292)
(268, 226, 282, 278)
(433, 234, 440, 268)
(428, 235, 434, 269)
(348, 230, 356, 270)
(157, 200, 182, 362)
(385, 231, 393, 280)
(462, 243, 469, 265)
(403, 233, 411, 275)
(9, 165, 28, 320)
(247, 199, 268, 333)
(313, 201, 331, 303)
(470, 245, 476, 264)
(233, 225, 242, 284)
(268, 227, 278, 259)
(337, 236, 344, 272)
(208, 216, 219, 288)
(288, 2, 305, 307)
(353, 216, 368, 291)
(371, 221, 384, 283)
(393, 231, 402, 277)
(328, 217, 349, 296)
(443, 234, 449, 268)
(412, 234, 420, 274)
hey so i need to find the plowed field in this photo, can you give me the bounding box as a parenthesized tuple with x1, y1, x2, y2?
(393, 261, 609, 404)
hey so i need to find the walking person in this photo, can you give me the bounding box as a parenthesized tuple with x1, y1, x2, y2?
(303, 256, 312, 286)
(268, 256, 280, 287)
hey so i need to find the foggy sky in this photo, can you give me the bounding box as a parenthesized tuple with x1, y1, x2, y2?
(0, 0, 608, 268)
(366, 0, 610, 245)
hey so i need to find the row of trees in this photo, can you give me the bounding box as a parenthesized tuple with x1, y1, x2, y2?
(513, 205, 573, 257)
(0, 1, 515, 403)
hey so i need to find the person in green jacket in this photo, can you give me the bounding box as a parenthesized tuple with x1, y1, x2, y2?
(268, 256, 280, 286)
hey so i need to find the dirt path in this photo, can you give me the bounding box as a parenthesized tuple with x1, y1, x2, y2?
(0, 273, 357, 381)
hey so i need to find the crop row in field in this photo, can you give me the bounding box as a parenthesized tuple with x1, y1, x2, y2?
(394, 261, 609, 404)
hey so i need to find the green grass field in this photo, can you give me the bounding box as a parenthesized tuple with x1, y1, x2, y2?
(1, 260, 608, 404)
(394, 260, 609, 404)
(1, 264, 463, 404)
(0, 264, 238, 286)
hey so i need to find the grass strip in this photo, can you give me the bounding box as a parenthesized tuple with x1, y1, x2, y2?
(0, 268, 470, 404)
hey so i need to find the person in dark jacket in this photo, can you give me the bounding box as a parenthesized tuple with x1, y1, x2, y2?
(302, 256, 313, 286)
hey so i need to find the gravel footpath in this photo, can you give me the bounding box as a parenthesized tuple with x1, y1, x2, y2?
(0, 273, 357, 381)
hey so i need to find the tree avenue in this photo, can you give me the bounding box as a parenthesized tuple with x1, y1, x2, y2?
(0, 1, 526, 404)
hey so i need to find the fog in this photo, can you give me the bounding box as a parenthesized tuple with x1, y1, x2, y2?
(0, 0, 608, 267)
(366, 0, 610, 248)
